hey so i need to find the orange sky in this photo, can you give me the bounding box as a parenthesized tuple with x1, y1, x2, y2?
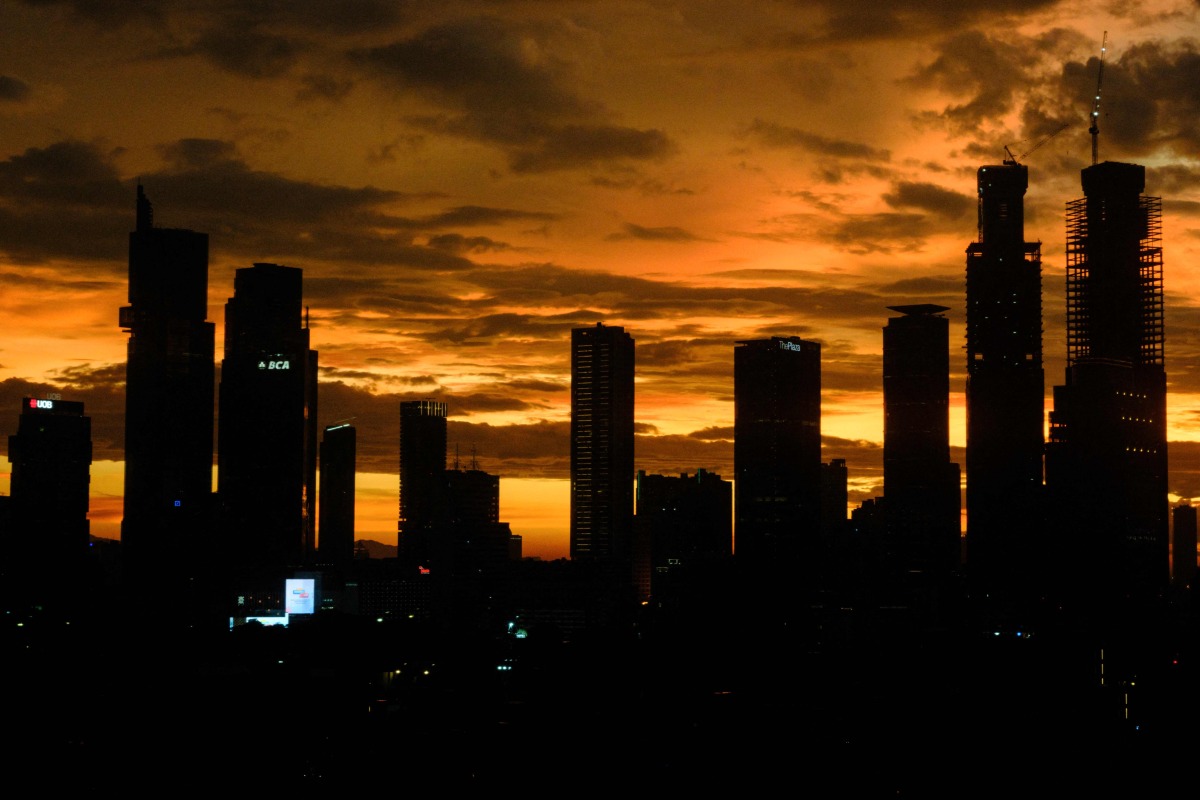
(3, 0, 1200, 560)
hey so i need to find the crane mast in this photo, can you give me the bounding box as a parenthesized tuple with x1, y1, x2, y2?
(1089, 31, 1107, 165)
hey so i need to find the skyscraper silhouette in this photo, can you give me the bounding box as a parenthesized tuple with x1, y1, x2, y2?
(570, 323, 635, 570)
(734, 336, 821, 568)
(1046, 161, 1168, 608)
(120, 186, 214, 586)
(6, 396, 92, 604)
(398, 399, 447, 570)
(964, 161, 1045, 605)
(217, 263, 318, 577)
(318, 422, 356, 570)
(882, 305, 960, 590)
(634, 469, 731, 603)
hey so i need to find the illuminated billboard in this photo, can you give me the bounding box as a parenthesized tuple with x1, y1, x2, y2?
(285, 578, 315, 615)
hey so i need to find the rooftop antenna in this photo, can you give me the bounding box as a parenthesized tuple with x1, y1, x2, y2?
(1089, 31, 1108, 166)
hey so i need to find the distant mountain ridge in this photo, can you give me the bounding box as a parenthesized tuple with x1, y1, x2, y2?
(355, 539, 397, 559)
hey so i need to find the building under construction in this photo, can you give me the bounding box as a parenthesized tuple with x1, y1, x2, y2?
(964, 160, 1046, 610)
(1045, 160, 1168, 610)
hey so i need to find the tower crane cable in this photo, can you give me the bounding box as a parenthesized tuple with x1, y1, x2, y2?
(1089, 31, 1108, 166)
(1003, 122, 1071, 166)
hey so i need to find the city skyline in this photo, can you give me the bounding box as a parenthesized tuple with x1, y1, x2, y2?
(4, 2, 1200, 559)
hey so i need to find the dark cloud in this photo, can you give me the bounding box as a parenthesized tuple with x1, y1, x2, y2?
(508, 124, 673, 173)
(827, 213, 931, 254)
(298, 73, 354, 102)
(447, 419, 570, 478)
(0, 138, 550, 269)
(689, 426, 734, 441)
(16, 0, 167, 25)
(0, 75, 31, 102)
(420, 313, 573, 346)
(745, 119, 890, 161)
(158, 138, 238, 170)
(0, 141, 129, 263)
(589, 173, 695, 196)
(505, 378, 566, 393)
(883, 182, 973, 218)
(1061, 39, 1200, 158)
(187, 28, 300, 78)
(875, 275, 963, 297)
(606, 223, 706, 243)
(0, 140, 125, 208)
(423, 205, 557, 228)
(0, 371, 126, 462)
(426, 233, 512, 254)
(777, 0, 1060, 43)
(351, 17, 675, 172)
(906, 30, 1044, 134)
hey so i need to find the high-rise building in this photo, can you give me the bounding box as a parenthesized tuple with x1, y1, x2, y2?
(734, 336, 821, 567)
(964, 161, 1045, 602)
(398, 400, 448, 569)
(1172, 503, 1196, 590)
(318, 422, 356, 570)
(882, 305, 961, 585)
(120, 186, 214, 584)
(6, 397, 92, 601)
(442, 464, 517, 575)
(217, 263, 318, 576)
(570, 323, 635, 568)
(634, 469, 731, 602)
(1045, 161, 1168, 606)
(820, 458, 849, 540)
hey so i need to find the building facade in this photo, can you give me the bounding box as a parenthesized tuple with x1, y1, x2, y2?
(318, 423, 356, 570)
(217, 262, 318, 576)
(6, 397, 92, 601)
(964, 161, 1045, 603)
(634, 469, 732, 603)
(733, 336, 822, 568)
(398, 399, 448, 570)
(1045, 161, 1168, 607)
(882, 305, 961, 586)
(570, 323, 635, 569)
(120, 186, 214, 584)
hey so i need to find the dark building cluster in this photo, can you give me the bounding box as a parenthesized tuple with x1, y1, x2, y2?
(2, 148, 1198, 783)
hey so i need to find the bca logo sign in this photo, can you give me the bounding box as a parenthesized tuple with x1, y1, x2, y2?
(257, 360, 291, 370)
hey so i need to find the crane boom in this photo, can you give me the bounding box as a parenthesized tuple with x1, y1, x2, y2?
(1089, 31, 1107, 165)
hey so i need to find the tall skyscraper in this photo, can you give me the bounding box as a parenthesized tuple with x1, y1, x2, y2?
(398, 399, 447, 570)
(964, 161, 1045, 602)
(570, 323, 635, 569)
(882, 305, 961, 585)
(318, 422, 356, 570)
(217, 263, 318, 576)
(120, 186, 214, 584)
(6, 396, 92, 602)
(1045, 161, 1168, 606)
(733, 336, 821, 567)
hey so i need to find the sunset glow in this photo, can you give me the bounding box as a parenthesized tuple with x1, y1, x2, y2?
(4, 1, 1200, 559)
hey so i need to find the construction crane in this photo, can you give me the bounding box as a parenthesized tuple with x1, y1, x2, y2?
(1003, 121, 1071, 166)
(1089, 31, 1108, 165)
